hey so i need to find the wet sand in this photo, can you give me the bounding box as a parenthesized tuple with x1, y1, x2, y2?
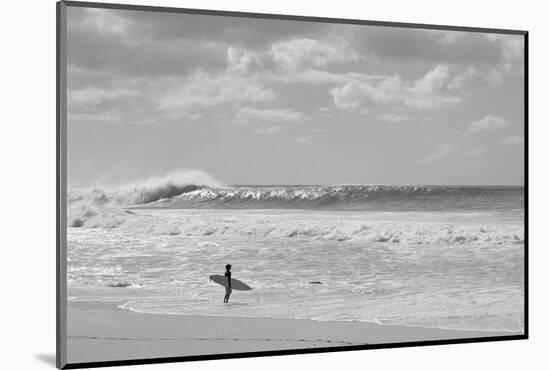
(66, 300, 519, 364)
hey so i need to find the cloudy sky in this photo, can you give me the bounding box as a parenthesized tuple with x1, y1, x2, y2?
(66, 7, 525, 187)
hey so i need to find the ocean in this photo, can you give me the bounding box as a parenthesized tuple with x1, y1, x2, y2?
(67, 183, 524, 333)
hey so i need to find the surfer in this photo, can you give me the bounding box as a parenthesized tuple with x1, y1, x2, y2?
(223, 264, 232, 303)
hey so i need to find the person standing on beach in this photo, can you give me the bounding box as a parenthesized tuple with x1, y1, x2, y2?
(223, 264, 232, 303)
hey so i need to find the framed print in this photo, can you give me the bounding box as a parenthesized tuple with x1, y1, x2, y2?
(56, 1, 527, 368)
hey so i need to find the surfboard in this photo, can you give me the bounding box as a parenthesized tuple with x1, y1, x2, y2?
(209, 275, 252, 291)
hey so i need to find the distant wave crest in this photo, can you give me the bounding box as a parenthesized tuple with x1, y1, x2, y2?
(67, 171, 523, 229)
(67, 169, 224, 227)
(144, 184, 523, 213)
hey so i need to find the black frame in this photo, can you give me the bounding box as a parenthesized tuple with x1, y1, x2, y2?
(56, 1, 529, 368)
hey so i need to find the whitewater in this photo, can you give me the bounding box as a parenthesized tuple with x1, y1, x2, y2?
(66, 177, 524, 333)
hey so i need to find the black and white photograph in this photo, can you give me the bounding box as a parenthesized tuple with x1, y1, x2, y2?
(59, 1, 525, 367)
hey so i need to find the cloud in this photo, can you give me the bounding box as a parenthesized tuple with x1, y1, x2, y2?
(67, 112, 161, 126)
(501, 136, 524, 146)
(69, 8, 132, 39)
(344, 25, 511, 67)
(158, 72, 276, 112)
(68, 87, 139, 106)
(269, 38, 359, 72)
(296, 137, 312, 144)
(417, 144, 455, 163)
(265, 35, 520, 109)
(72, 8, 521, 76)
(68, 10, 228, 78)
(67, 67, 276, 125)
(330, 65, 460, 110)
(225, 38, 361, 81)
(446, 66, 477, 90)
(232, 39, 362, 84)
(437, 31, 466, 45)
(330, 75, 402, 108)
(444, 35, 524, 89)
(377, 113, 410, 122)
(404, 94, 461, 110)
(66, 8, 522, 130)
(67, 8, 329, 79)
(466, 115, 510, 133)
(340, 24, 523, 91)
(310, 128, 327, 133)
(411, 65, 450, 94)
(78, 6, 326, 48)
(255, 126, 284, 135)
(465, 147, 487, 156)
(235, 107, 308, 124)
(404, 65, 461, 109)
(67, 84, 163, 125)
(226, 46, 263, 74)
(484, 34, 525, 85)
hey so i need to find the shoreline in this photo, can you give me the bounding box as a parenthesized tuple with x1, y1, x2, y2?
(114, 301, 521, 334)
(67, 300, 521, 364)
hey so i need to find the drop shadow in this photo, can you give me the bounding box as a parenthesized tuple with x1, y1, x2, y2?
(34, 353, 56, 367)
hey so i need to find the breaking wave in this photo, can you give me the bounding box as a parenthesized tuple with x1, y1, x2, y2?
(110, 215, 524, 245)
(67, 169, 523, 229)
(145, 184, 523, 211)
(67, 169, 225, 227)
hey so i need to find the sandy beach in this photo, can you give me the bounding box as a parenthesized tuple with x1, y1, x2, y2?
(67, 300, 519, 364)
